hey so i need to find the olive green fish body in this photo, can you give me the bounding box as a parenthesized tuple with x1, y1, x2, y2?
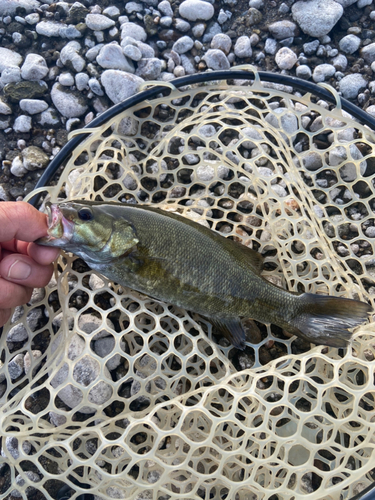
(37, 201, 372, 349)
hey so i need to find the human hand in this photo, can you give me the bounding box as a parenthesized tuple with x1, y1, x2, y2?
(0, 202, 60, 328)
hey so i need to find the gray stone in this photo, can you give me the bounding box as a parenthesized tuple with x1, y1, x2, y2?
(268, 20, 298, 40)
(20, 99, 48, 114)
(192, 23, 205, 37)
(296, 65, 311, 79)
(125, 1, 143, 14)
(217, 8, 231, 24)
(121, 22, 147, 41)
(88, 77, 104, 96)
(275, 47, 297, 70)
(334, 0, 356, 5)
(339, 34, 361, 54)
(175, 18, 191, 31)
(13, 115, 32, 133)
(264, 38, 277, 55)
(303, 40, 319, 55)
(211, 33, 232, 54)
(60, 41, 85, 72)
(85, 43, 104, 61)
(59, 72, 75, 86)
(312, 63, 336, 82)
(0, 185, 9, 201)
(2, 437, 31, 460)
(49, 412, 67, 427)
(332, 54, 347, 71)
(202, 21, 221, 43)
(6, 323, 28, 342)
(9, 354, 24, 379)
(158, 0, 173, 16)
(265, 108, 298, 135)
(36, 108, 60, 127)
(179, 0, 214, 21)
(24, 350, 42, 374)
(365, 226, 375, 238)
(36, 21, 66, 37)
(75, 72, 89, 90)
(0, 99, 12, 114)
(123, 44, 142, 61)
(51, 83, 88, 118)
(292, 0, 343, 37)
(22, 146, 49, 170)
(361, 43, 375, 64)
(0, 0, 39, 15)
(59, 24, 82, 39)
(0, 48, 22, 73)
(234, 36, 252, 58)
(135, 58, 163, 79)
(85, 13, 115, 30)
(0, 67, 21, 87)
(358, 0, 372, 6)
(94, 336, 122, 371)
(202, 48, 230, 70)
(301, 151, 323, 171)
(338, 73, 367, 99)
(97, 43, 135, 72)
(101, 70, 144, 103)
(172, 35, 194, 54)
(25, 13, 40, 24)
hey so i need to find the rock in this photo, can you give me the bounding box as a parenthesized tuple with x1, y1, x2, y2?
(94, 335, 123, 371)
(121, 22, 147, 41)
(36, 108, 60, 127)
(25, 13, 40, 24)
(51, 83, 88, 118)
(292, 0, 343, 37)
(60, 41, 85, 72)
(2, 437, 31, 460)
(4, 80, 48, 102)
(234, 36, 252, 58)
(211, 33, 232, 54)
(78, 313, 114, 340)
(303, 40, 319, 55)
(101, 70, 144, 104)
(6, 323, 28, 342)
(59, 72, 75, 86)
(21, 54, 48, 81)
(265, 108, 298, 135)
(85, 13, 115, 30)
(268, 20, 299, 39)
(179, 0, 214, 21)
(88, 78, 104, 96)
(172, 36, 194, 54)
(49, 411, 67, 427)
(361, 43, 375, 64)
(135, 58, 163, 79)
(202, 48, 230, 70)
(339, 34, 361, 54)
(22, 146, 49, 170)
(75, 72, 89, 90)
(0, 185, 9, 201)
(0, 48, 22, 73)
(275, 47, 297, 70)
(9, 354, 24, 379)
(301, 151, 323, 171)
(0, 67, 21, 87)
(123, 44, 142, 61)
(264, 38, 277, 55)
(159, 0, 173, 16)
(296, 65, 311, 79)
(312, 64, 336, 82)
(13, 115, 32, 133)
(20, 99, 48, 115)
(97, 43, 135, 72)
(338, 73, 367, 99)
(0, 0, 39, 15)
(24, 350, 42, 374)
(175, 18, 191, 32)
(125, 1, 143, 14)
(36, 21, 65, 37)
(332, 54, 347, 71)
(0, 98, 11, 114)
(10, 156, 27, 177)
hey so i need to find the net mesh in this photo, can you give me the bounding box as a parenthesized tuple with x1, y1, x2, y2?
(1, 70, 375, 500)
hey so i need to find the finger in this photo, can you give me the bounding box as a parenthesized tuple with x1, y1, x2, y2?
(0, 202, 49, 242)
(27, 242, 60, 265)
(0, 308, 11, 328)
(0, 254, 54, 289)
(1, 240, 29, 255)
(0, 278, 32, 309)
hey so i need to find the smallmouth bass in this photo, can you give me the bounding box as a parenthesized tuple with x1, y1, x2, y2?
(37, 200, 373, 349)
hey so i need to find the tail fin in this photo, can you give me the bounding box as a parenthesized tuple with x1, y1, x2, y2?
(289, 294, 373, 347)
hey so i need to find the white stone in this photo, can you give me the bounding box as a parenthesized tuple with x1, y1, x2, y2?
(19, 99, 48, 114)
(36, 21, 65, 37)
(85, 13, 115, 30)
(13, 115, 32, 133)
(0, 0, 39, 15)
(123, 44, 142, 61)
(60, 41, 85, 72)
(179, 0, 214, 20)
(21, 53, 48, 81)
(24, 350, 42, 374)
(312, 63, 336, 82)
(0, 47, 22, 73)
(9, 354, 24, 379)
(275, 47, 297, 70)
(296, 65, 311, 79)
(121, 22, 147, 41)
(332, 54, 347, 71)
(338, 73, 367, 99)
(75, 72, 89, 90)
(10, 156, 27, 177)
(159, 0, 173, 16)
(36, 108, 60, 127)
(22, 146, 49, 170)
(292, 0, 343, 37)
(94, 336, 123, 371)
(339, 34, 361, 54)
(0, 99, 11, 114)
(234, 36, 252, 58)
(268, 20, 298, 40)
(265, 108, 298, 135)
(2, 437, 31, 460)
(97, 43, 134, 72)
(59, 72, 75, 86)
(202, 48, 230, 70)
(211, 33, 232, 54)
(125, 1, 143, 14)
(51, 83, 88, 118)
(136, 58, 163, 79)
(78, 313, 114, 340)
(25, 12, 40, 24)
(0, 67, 21, 87)
(172, 35, 194, 54)
(101, 69, 144, 104)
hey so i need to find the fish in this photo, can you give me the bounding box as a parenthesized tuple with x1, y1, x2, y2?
(36, 200, 373, 350)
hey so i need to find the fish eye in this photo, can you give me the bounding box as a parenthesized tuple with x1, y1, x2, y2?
(78, 207, 93, 221)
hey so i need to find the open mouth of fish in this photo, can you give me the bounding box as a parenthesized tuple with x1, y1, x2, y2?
(38, 202, 75, 246)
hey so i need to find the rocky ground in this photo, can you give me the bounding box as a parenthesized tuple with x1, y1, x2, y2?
(0, 0, 375, 201)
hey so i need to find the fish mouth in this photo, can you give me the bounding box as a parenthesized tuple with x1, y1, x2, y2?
(37, 202, 75, 247)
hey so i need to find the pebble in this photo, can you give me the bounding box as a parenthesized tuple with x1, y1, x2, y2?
(75, 72, 90, 90)
(179, 0, 214, 21)
(159, 0, 173, 16)
(8, 354, 24, 380)
(51, 83, 88, 118)
(275, 47, 297, 70)
(234, 36, 252, 58)
(211, 33, 232, 55)
(6, 323, 28, 342)
(136, 58, 163, 79)
(36, 108, 60, 127)
(339, 34, 361, 54)
(360, 42, 375, 64)
(0, 48, 22, 73)
(2, 437, 31, 460)
(24, 350, 42, 374)
(59, 72, 75, 86)
(101, 70, 144, 103)
(175, 18, 191, 32)
(13, 115, 32, 133)
(296, 65, 311, 79)
(192, 23, 205, 38)
(265, 38, 277, 55)
(332, 54, 348, 71)
(303, 40, 319, 55)
(88, 77, 104, 96)
(365, 227, 375, 238)
(22, 145, 49, 170)
(25, 13, 39, 25)
(85, 13, 115, 31)
(11, 156, 28, 176)
(94, 335, 123, 371)
(121, 22, 147, 41)
(268, 20, 299, 40)
(172, 36, 194, 54)
(0, 67, 21, 87)
(312, 64, 336, 82)
(125, 2, 143, 14)
(123, 44, 142, 61)
(265, 108, 298, 135)
(0, 99, 12, 114)
(97, 43, 135, 72)
(36, 21, 65, 37)
(338, 73, 367, 99)
(202, 49, 230, 70)
(60, 41, 86, 72)
(291, 0, 343, 37)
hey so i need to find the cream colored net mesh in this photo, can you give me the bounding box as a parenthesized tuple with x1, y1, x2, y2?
(2, 71, 375, 500)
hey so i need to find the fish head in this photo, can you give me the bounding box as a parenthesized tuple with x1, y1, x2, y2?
(37, 201, 139, 262)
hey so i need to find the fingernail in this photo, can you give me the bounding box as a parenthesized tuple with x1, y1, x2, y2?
(7, 260, 31, 280)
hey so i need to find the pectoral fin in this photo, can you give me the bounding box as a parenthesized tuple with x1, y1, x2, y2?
(210, 318, 247, 350)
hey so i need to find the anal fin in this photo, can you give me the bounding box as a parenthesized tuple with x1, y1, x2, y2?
(211, 318, 246, 350)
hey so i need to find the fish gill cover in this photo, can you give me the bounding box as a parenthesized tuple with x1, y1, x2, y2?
(1, 72, 375, 500)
